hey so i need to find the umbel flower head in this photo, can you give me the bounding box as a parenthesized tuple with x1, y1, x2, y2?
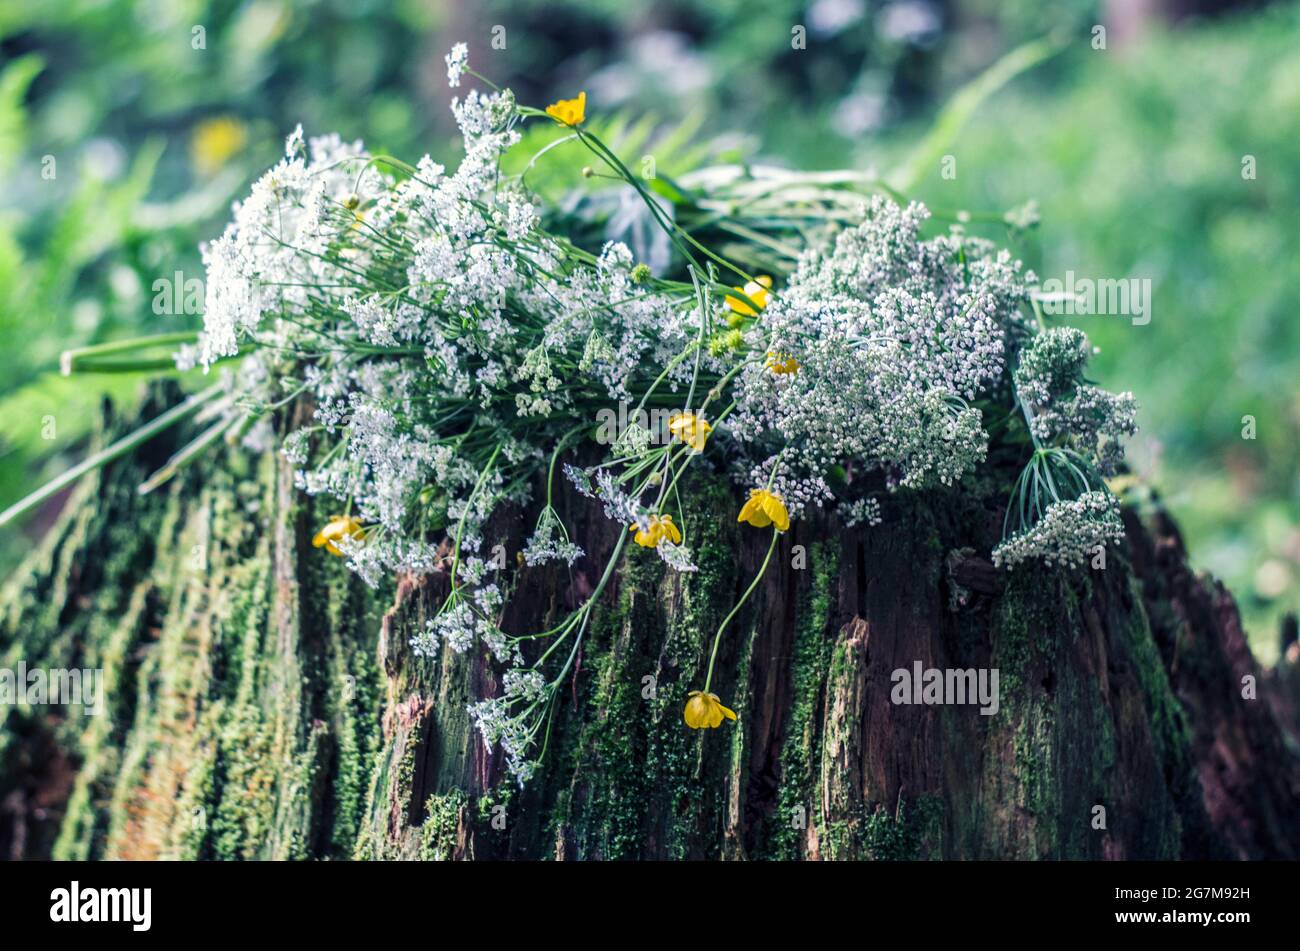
(993, 490, 1124, 570)
(668, 412, 712, 452)
(444, 42, 469, 87)
(1013, 327, 1137, 476)
(630, 514, 682, 549)
(545, 91, 586, 126)
(684, 691, 737, 729)
(313, 515, 364, 556)
(738, 489, 790, 531)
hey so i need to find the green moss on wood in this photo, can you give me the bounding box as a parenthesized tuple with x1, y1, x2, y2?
(419, 789, 468, 860)
(765, 541, 837, 860)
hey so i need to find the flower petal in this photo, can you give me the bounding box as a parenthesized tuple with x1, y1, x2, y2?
(741, 501, 771, 527)
(684, 693, 708, 729)
(762, 495, 790, 531)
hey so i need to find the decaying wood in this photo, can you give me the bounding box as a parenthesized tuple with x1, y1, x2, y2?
(2, 383, 1298, 860)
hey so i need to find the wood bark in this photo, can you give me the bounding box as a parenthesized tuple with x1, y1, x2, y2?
(2, 382, 1298, 860)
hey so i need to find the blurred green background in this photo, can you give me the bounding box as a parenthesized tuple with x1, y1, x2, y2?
(0, 0, 1295, 657)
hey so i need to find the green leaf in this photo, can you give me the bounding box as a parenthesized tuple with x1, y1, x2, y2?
(888, 33, 1066, 194)
(0, 53, 43, 174)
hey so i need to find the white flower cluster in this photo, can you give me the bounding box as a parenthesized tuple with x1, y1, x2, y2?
(468, 695, 538, 786)
(730, 197, 1033, 504)
(521, 507, 584, 566)
(197, 124, 374, 367)
(410, 583, 508, 659)
(838, 496, 883, 528)
(468, 666, 549, 785)
(992, 490, 1125, 569)
(1014, 327, 1138, 475)
(194, 82, 689, 589)
(990, 326, 1137, 570)
(444, 42, 468, 87)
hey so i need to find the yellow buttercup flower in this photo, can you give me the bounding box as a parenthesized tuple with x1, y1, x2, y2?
(684, 691, 737, 729)
(629, 514, 682, 549)
(724, 275, 772, 319)
(545, 91, 586, 126)
(765, 351, 799, 375)
(737, 489, 790, 531)
(668, 412, 713, 452)
(313, 514, 364, 556)
(191, 116, 248, 177)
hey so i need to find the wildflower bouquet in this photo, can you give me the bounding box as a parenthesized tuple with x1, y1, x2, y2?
(5, 43, 1136, 785)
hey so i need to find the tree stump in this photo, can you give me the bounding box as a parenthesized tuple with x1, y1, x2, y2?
(2, 383, 1298, 860)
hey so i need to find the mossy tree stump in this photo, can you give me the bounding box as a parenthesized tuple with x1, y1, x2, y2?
(3, 384, 1298, 860)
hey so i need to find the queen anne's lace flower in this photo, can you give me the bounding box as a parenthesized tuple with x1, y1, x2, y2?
(1014, 327, 1137, 475)
(522, 509, 584, 566)
(444, 42, 468, 87)
(729, 197, 1031, 505)
(992, 491, 1125, 569)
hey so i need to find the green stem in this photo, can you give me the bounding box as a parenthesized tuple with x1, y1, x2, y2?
(704, 526, 779, 692)
(60, 331, 201, 375)
(446, 443, 503, 591)
(138, 413, 242, 495)
(0, 383, 226, 528)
